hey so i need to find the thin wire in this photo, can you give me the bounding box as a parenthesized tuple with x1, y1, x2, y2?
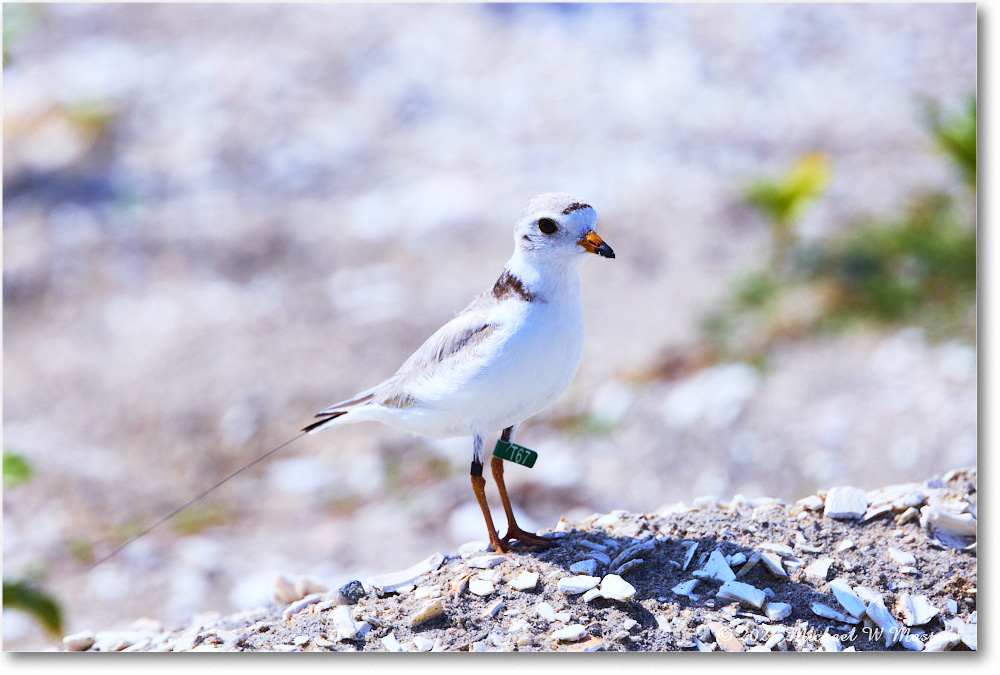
(89, 432, 306, 569)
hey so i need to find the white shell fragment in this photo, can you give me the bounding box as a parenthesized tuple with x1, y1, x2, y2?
(824, 486, 868, 520)
(759, 551, 788, 578)
(63, 630, 96, 652)
(828, 579, 867, 619)
(765, 602, 792, 621)
(811, 602, 859, 624)
(699, 550, 736, 582)
(468, 578, 495, 597)
(381, 633, 405, 652)
(923, 631, 962, 652)
(804, 558, 834, 582)
(365, 553, 444, 594)
(411, 600, 444, 626)
(551, 625, 587, 642)
(887, 547, 916, 566)
(467, 555, 506, 569)
(681, 541, 699, 570)
(672, 579, 699, 597)
(610, 539, 655, 570)
(896, 593, 939, 626)
(865, 598, 903, 648)
(598, 574, 636, 601)
(797, 495, 825, 511)
(509, 571, 539, 591)
(582, 587, 603, 602)
(716, 580, 767, 610)
(535, 602, 556, 622)
(557, 575, 600, 595)
(819, 633, 842, 651)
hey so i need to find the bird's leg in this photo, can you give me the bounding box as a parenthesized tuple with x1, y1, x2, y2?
(492, 426, 552, 548)
(470, 434, 508, 554)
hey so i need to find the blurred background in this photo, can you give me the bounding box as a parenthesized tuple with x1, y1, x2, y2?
(3, 3, 976, 650)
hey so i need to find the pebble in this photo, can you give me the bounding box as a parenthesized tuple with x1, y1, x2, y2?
(411, 599, 444, 626)
(582, 588, 603, 602)
(570, 559, 598, 576)
(828, 579, 867, 618)
(765, 602, 792, 621)
(716, 580, 766, 610)
(63, 630, 96, 652)
(509, 571, 539, 591)
(708, 621, 744, 652)
(338, 580, 365, 604)
(578, 539, 608, 552)
(469, 578, 495, 597)
(467, 554, 506, 569)
(599, 574, 636, 601)
(887, 547, 916, 566)
(823, 486, 868, 520)
(803, 558, 834, 582)
(896, 593, 939, 626)
(551, 625, 587, 642)
(557, 575, 600, 595)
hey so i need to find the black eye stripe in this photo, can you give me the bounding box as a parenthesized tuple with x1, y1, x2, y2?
(537, 217, 558, 235)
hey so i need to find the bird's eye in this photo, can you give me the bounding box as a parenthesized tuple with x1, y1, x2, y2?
(537, 218, 558, 235)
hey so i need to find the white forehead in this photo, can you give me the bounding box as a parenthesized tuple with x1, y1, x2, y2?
(519, 193, 596, 226)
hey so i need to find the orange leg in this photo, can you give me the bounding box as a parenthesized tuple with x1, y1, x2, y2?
(492, 426, 551, 548)
(471, 474, 509, 554)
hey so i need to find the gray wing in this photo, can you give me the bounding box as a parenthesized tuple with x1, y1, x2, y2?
(309, 293, 501, 422)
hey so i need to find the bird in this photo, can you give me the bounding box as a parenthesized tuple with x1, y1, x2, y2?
(303, 193, 615, 553)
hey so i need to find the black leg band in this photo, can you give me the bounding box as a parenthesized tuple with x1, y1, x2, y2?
(501, 426, 513, 442)
(471, 459, 483, 477)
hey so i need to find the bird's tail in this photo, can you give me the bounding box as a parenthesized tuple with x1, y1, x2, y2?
(301, 410, 349, 433)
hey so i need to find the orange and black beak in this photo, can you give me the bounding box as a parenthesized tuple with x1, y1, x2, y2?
(577, 231, 615, 259)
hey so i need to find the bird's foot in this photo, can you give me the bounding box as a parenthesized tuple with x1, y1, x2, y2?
(501, 526, 553, 550)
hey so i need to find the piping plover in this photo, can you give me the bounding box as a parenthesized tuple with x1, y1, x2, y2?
(304, 193, 614, 552)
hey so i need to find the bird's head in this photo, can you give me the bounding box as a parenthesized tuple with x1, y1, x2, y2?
(513, 193, 615, 266)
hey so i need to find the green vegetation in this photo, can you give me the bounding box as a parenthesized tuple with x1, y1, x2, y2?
(3, 580, 64, 636)
(3, 449, 33, 486)
(705, 94, 976, 363)
(3, 450, 65, 636)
